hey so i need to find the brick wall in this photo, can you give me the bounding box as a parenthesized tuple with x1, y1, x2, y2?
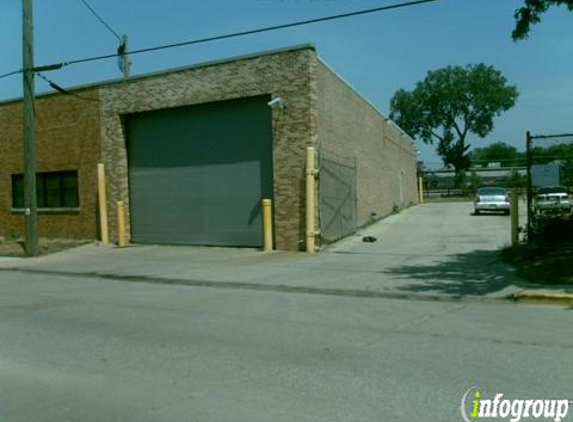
(99, 46, 317, 250)
(0, 90, 101, 240)
(315, 61, 418, 230)
(0, 45, 419, 251)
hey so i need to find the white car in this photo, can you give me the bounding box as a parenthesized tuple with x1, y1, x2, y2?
(474, 187, 510, 215)
(534, 186, 572, 212)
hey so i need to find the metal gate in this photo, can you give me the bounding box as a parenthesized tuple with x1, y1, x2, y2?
(126, 96, 273, 247)
(525, 131, 573, 243)
(319, 152, 357, 244)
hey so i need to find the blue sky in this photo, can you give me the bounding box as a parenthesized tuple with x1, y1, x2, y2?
(1, 0, 572, 165)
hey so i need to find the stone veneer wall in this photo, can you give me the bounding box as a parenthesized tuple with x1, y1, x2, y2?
(0, 90, 101, 240)
(98, 46, 317, 250)
(316, 60, 418, 228)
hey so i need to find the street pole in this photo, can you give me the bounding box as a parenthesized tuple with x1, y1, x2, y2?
(525, 131, 532, 243)
(22, 0, 38, 257)
(511, 187, 519, 247)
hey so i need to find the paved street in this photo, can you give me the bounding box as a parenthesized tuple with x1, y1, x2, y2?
(0, 271, 572, 422)
(1, 202, 571, 422)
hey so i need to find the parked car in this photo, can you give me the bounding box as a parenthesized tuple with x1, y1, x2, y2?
(474, 187, 510, 215)
(534, 186, 572, 213)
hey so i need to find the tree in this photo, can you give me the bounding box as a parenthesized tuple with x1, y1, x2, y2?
(513, 0, 573, 40)
(389, 64, 519, 176)
(530, 143, 573, 164)
(470, 142, 526, 167)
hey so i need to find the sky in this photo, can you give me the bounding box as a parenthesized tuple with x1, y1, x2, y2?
(1, 0, 572, 167)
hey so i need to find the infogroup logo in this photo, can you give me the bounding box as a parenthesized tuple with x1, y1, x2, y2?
(460, 387, 571, 422)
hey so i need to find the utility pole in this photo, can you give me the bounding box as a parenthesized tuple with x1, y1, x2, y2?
(525, 130, 532, 242)
(22, 0, 38, 256)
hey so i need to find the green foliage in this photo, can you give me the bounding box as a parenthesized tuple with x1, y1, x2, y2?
(513, 0, 573, 40)
(468, 171, 483, 193)
(454, 170, 467, 192)
(437, 131, 471, 174)
(530, 143, 573, 164)
(389, 64, 519, 174)
(470, 142, 526, 167)
(506, 169, 526, 188)
(530, 215, 573, 245)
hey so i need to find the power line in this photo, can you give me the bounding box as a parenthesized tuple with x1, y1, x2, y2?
(69, 0, 446, 66)
(0, 69, 22, 80)
(78, 0, 130, 77)
(0, 0, 445, 80)
(36, 72, 99, 102)
(0, 65, 64, 82)
(78, 0, 122, 42)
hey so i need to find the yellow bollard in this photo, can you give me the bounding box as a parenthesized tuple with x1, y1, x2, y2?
(262, 199, 273, 252)
(306, 147, 317, 253)
(117, 200, 127, 248)
(97, 163, 109, 245)
(418, 176, 425, 204)
(511, 188, 519, 247)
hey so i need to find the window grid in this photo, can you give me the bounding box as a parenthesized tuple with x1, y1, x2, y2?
(11, 171, 79, 209)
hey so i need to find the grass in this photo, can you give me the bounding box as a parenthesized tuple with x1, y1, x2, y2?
(502, 244, 573, 286)
(502, 215, 573, 286)
(0, 238, 91, 258)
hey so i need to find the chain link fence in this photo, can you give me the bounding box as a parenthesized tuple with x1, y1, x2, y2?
(420, 167, 527, 200)
(318, 151, 357, 245)
(525, 131, 573, 244)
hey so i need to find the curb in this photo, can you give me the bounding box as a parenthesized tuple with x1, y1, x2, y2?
(3, 267, 570, 306)
(0, 267, 505, 304)
(512, 291, 573, 305)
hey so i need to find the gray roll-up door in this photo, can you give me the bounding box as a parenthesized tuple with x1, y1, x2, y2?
(126, 95, 273, 247)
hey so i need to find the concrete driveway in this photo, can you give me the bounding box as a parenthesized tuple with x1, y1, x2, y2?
(0, 202, 530, 300)
(319, 201, 525, 297)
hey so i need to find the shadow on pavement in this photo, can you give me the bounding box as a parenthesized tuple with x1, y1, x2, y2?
(379, 249, 522, 297)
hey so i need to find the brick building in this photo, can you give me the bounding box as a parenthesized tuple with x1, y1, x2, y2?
(0, 44, 418, 251)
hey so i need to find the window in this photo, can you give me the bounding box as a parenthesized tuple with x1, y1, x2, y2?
(12, 170, 79, 209)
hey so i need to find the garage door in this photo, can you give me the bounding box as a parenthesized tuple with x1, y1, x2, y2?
(126, 96, 273, 247)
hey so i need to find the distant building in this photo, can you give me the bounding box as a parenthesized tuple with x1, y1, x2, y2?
(424, 167, 526, 191)
(531, 162, 562, 187)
